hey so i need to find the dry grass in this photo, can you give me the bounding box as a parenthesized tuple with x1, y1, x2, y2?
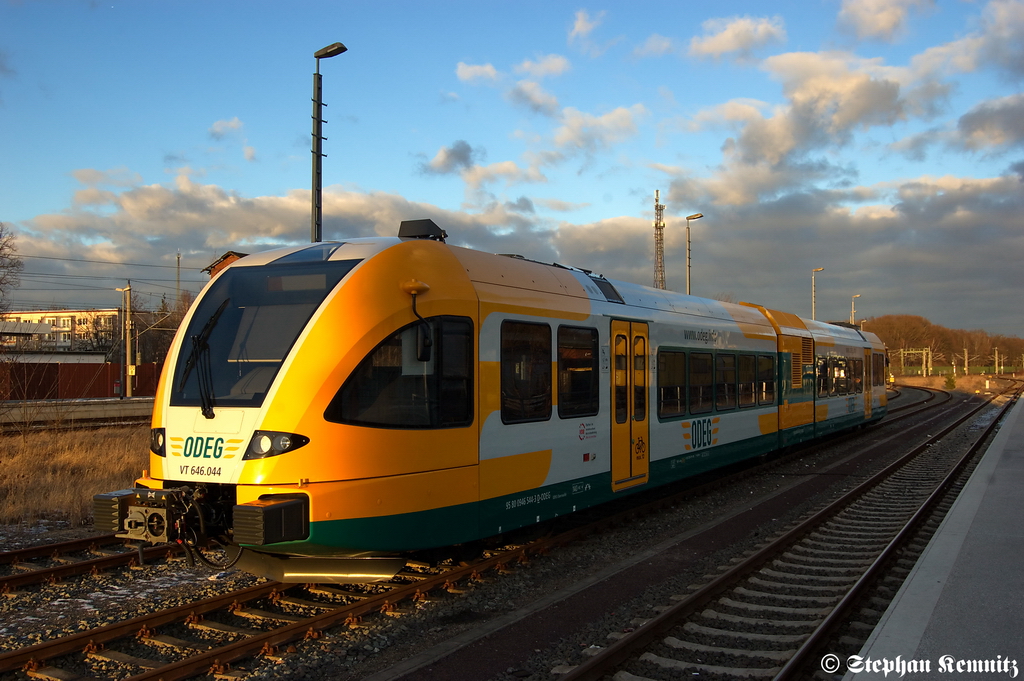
(0, 426, 149, 526)
(896, 374, 1013, 394)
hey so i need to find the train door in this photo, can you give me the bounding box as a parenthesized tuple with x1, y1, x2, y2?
(610, 320, 649, 492)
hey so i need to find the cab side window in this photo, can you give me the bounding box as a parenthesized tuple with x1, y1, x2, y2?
(326, 316, 473, 428)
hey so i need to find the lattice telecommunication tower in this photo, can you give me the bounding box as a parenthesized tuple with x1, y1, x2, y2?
(653, 189, 667, 289)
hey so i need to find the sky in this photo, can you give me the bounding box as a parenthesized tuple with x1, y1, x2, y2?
(1, 0, 1023, 336)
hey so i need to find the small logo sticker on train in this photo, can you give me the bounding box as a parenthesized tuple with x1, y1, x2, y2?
(682, 417, 720, 451)
(578, 422, 598, 441)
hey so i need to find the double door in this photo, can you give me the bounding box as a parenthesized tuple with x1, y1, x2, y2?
(611, 320, 649, 492)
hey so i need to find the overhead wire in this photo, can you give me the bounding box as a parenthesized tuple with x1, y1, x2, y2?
(10, 254, 208, 310)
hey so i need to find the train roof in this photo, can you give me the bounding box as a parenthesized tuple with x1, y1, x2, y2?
(215, 229, 883, 351)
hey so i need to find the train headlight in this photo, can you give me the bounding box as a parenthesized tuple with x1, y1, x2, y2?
(150, 428, 166, 457)
(244, 431, 310, 460)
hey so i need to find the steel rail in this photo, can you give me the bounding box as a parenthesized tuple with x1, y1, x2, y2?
(558, 383, 1014, 681)
(120, 546, 547, 681)
(0, 533, 119, 565)
(0, 544, 181, 594)
(0, 581, 283, 673)
(773, 384, 1022, 679)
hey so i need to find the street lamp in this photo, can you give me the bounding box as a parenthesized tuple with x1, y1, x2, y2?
(311, 41, 348, 243)
(685, 213, 703, 295)
(116, 283, 132, 398)
(811, 268, 824, 320)
(851, 294, 861, 326)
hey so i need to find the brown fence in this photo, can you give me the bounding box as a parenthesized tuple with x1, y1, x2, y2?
(0, 363, 162, 400)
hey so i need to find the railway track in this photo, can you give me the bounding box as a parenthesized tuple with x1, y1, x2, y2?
(0, 384, 976, 680)
(556, 382, 1021, 681)
(0, 536, 179, 596)
(1, 538, 559, 681)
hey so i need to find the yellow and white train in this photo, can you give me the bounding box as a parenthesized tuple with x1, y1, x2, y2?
(95, 219, 887, 582)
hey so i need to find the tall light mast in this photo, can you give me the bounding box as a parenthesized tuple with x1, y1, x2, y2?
(653, 190, 666, 289)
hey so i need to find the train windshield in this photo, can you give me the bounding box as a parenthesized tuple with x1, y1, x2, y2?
(170, 259, 361, 412)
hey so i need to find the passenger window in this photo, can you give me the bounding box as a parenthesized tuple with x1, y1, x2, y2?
(657, 350, 686, 419)
(326, 316, 473, 428)
(832, 358, 848, 396)
(716, 354, 737, 410)
(557, 326, 599, 418)
(500, 321, 552, 424)
(689, 353, 713, 414)
(852, 359, 864, 393)
(738, 355, 756, 407)
(758, 355, 776, 405)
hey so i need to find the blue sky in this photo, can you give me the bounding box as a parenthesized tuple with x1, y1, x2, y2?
(2, 0, 1023, 340)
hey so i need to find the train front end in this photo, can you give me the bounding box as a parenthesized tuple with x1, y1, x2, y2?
(95, 228, 479, 582)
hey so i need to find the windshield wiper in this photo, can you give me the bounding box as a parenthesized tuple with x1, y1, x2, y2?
(178, 298, 230, 419)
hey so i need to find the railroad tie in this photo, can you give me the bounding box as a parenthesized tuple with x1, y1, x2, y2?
(663, 636, 796, 662)
(638, 651, 781, 679)
(143, 634, 213, 651)
(87, 649, 162, 669)
(24, 667, 79, 681)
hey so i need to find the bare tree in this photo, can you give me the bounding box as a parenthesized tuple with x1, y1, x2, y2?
(0, 222, 24, 416)
(0, 221, 24, 314)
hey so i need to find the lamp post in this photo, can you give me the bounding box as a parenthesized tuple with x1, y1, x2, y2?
(311, 41, 348, 243)
(851, 294, 861, 326)
(685, 213, 703, 295)
(116, 283, 132, 398)
(811, 267, 824, 320)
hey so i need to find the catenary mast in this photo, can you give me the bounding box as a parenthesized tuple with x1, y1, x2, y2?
(653, 189, 666, 289)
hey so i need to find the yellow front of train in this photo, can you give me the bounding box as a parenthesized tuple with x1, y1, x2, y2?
(94, 222, 484, 582)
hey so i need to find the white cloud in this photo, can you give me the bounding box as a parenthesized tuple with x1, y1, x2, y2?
(911, 0, 1024, 78)
(838, 0, 933, 42)
(461, 161, 546, 189)
(689, 15, 786, 60)
(514, 54, 571, 78)
(890, 93, 1024, 158)
(70, 167, 143, 187)
(762, 51, 912, 134)
(423, 140, 479, 174)
(568, 9, 616, 57)
(689, 99, 771, 131)
(956, 93, 1024, 150)
(208, 117, 243, 140)
(455, 62, 499, 83)
(553, 104, 649, 153)
(634, 34, 678, 58)
(507, 81, 560, 116)
(569, 9, 602, 43)
(535, 198, 590, 212)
